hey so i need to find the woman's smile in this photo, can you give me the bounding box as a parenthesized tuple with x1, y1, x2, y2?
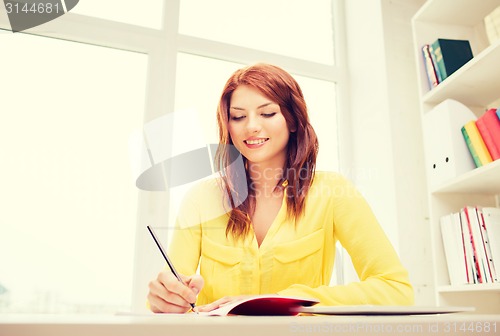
(244, 137, 269, 147)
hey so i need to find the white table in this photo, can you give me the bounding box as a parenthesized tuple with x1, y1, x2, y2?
(1, 313, 499, 336)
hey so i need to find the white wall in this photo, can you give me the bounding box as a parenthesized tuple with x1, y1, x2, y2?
(344, 0, 433, 305)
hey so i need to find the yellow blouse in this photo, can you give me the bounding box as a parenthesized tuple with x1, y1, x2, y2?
(168, 171, 414, 306)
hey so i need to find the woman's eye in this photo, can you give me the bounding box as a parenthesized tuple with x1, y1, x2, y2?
(261, 112, 277, 118)
(230, 115, 245, 121)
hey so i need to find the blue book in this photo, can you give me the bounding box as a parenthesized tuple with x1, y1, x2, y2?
(496, 107, 500, 120)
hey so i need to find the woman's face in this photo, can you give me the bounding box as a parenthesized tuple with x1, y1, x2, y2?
(228, 85, 290, 168)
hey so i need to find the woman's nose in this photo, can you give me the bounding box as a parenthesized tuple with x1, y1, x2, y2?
(246, 115, 261, 133)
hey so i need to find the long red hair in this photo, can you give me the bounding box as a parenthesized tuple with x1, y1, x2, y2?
(215, 63, 319, 239)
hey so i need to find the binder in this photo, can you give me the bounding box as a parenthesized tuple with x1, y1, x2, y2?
(422, 99, 477, 190)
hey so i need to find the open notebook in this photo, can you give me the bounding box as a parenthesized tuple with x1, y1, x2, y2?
(198, 295, 319, 316)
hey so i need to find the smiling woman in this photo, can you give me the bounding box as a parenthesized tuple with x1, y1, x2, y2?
(146, 63, 414, 314)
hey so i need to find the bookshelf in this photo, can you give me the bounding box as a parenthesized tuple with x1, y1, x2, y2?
(434, 159, 500, 194)
(412, 0, 500, 314)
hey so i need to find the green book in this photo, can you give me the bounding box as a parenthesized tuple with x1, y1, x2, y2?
(461, 126, 482, 168)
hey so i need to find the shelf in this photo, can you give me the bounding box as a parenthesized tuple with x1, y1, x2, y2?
(414, 0, 500, 26)
(414, 0, 500, 313)
(422, 41, 500, 107)
(438, 283, 500, 293)
(432, 159, 500, 194)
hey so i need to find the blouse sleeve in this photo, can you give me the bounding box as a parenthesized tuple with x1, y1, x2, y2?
(278, 175, 414, 306)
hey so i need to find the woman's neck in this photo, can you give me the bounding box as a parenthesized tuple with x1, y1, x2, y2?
(247, 162, 285, 198)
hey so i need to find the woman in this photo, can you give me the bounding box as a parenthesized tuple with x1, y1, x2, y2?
(147, 63, 414, 313)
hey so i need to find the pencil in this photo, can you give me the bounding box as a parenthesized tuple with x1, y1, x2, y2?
(146, 225, 196, 311)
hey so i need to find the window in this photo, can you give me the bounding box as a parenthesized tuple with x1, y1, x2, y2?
(71, 0, 165, 29)
(0, 0, 346, 313)
(179, 0, 335, 65)
(0, 33, 146, 313)
(292, 75, 338, 171)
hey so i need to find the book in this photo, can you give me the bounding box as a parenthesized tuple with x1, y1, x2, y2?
(460, 208, 477, 283)
(421, 44, 439, 89)
(462, 121, 493, 167)
(482, 207, 500, 283)
(477, 208, 498, 283)
(484, 5, 500, 45)
(198, 295, 319, 316)
(465, 207, 492, 283)
(440, 213, 468, 285)
(461, 123, 482, 167)
(463, 207, 483, 283)
(428, 44, 443, 83)
(431, 39, 473, 81)
(476, 108, 500, 161)
(497, 108, 500, 120)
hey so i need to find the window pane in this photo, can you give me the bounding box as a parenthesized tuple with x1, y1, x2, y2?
(175, 53, 243, 144)
(179, 0, 335, 65)
(0, 34, 147, 313)
(71, 0, 164, 29)
(294, 75, 338, 172)
(166, 54, 244, 229)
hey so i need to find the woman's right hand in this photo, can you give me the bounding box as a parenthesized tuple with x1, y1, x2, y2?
(148, 271, 204, 313)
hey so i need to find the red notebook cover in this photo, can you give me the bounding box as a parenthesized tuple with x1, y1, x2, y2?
(200, 295, 319, 316)
(476, 108, 500, 161)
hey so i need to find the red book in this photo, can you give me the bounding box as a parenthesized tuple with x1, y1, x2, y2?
(464, 207, 483, 283)
(476, 108, 500, 161)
